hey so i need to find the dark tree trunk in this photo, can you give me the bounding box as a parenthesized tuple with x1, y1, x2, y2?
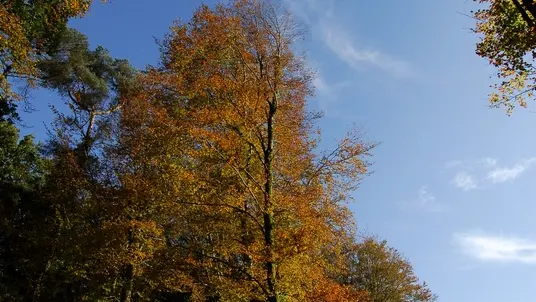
(263, 99, 277, 302)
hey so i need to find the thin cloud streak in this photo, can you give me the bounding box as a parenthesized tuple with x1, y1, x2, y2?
(447, 157, 536, 190)
(416, 186, 446, 212)
(444, 160, 462, 168)
(320, 23, 414, 78)
(455, 232, 536, 264)
(486, 158, 536, 183)
(479, 157, 497, 168)
(284, 0, 414, 78)
(452, 172, 477, 191)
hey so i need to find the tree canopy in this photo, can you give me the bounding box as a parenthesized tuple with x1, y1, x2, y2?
(0, 1, 437, 301)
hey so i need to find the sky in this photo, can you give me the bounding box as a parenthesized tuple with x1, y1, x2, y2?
(17, 0, 536, 301)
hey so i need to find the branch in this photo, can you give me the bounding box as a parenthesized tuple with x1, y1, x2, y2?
(306, 145, 342, 186)
(67, 88, 83, 107)
(512, 0, 535, 28)
(2, 64, 12, 78)
(206, 142, 265, 212)
(180, 200, 264, 234)
(94, 102, 123, 116)
(500, 86, 536, 104)
(175, 243, 269, 297)
(521, 0, 536, 22)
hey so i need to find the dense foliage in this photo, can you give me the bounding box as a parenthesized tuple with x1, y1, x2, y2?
(0, 1, 436, 301)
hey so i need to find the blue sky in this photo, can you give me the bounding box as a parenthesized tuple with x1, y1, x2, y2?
(18, 0, 536, 301)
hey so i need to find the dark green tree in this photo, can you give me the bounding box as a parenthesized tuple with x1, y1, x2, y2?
(0, 121, 53, 301)
(37, 28, 138, 301)
(0, 27, 138, 301)
(39, 28, 137, 169)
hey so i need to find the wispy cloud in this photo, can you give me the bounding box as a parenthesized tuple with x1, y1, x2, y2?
(313, 74, 350, 96)
(451, 172, 477, 191)
(444, 160, 462, 168)
(319, 23, 413, 78)
(454, 232, 536, 264)
(487, 166, 526, 183)
(486, 158, 536, 183)
(284, 0, 413, 78)
(416, 186, 446, 212)
(312, 75, 329, 95)
(479, 157, 497, 168)
(312, 73, 352, 115)
(446, 157, 536, 189)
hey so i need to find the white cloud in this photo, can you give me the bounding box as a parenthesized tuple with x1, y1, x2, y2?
(444, 160, 462, 168)
(284, 0, 413, 78)
(445, 157, 497, 170)
(487, 165, 526, 183)
(480, 157, 497, 168)
(455, 232, 536, 264)
(416, 186, 445, 212)
(447, 157, 536, 190)
(486, 158, 536, 183)
(312, 75, 336, 113)
(320, 23, 413, 77)
(451, 172, 477, 191)
(418, 186, 435, 205)
(313, 75, 329, 95)
(312, 73, 352, 115)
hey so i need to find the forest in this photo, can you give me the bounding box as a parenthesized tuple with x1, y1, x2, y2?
(0, 0, 532, 301)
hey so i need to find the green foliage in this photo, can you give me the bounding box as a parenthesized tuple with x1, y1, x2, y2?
(0, 121, 46, 190)
(39, 28, 137, 168)
(0, 121, 52, 301)
(38, 28, 137, 107)
(37, 28, 139, 301)
(7, 0, 91, 53)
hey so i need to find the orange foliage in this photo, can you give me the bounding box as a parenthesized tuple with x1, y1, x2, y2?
(120, 1, 375, 300)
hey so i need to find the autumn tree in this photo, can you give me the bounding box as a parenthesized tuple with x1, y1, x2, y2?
(120, 1, 374, 300)
(336, 236, 436, 302)
(0, 2, 446, 302)
(473, 0, 536, 113)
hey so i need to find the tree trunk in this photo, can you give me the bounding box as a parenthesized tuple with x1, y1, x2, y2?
(521, 0, 536, 21)
(263, 99, 277, 302)
(512, 0, 535, 27)
(120, 228, 134, 302)
(32, 260, 50, 302)
(120, 263, 134, 302)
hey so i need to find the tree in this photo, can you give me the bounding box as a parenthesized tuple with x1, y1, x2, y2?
(34, 27, 138, 301)
(39, 27, 136, 165)
(473, 0, 536, 113)
(338, 236, 436, 302)
(120, 1, 375, 300)
(0, 121, 53, 301)
(0, 2, 441, 302)
(0, 0, 103, 120)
